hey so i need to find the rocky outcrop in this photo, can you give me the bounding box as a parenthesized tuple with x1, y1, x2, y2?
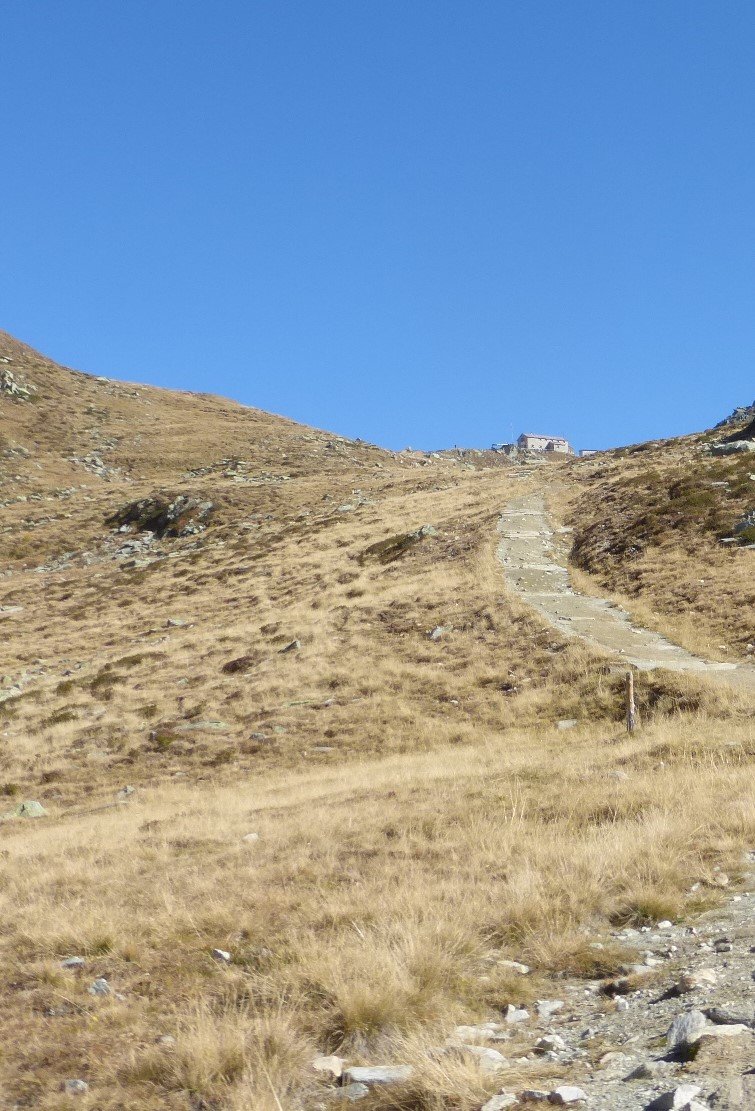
(0, 361, 35, 401)
(106, 493, 214, 538)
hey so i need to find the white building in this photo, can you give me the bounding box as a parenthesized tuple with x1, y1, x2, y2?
(517, 433, 573, 455)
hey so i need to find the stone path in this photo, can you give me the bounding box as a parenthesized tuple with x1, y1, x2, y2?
(497, 494, 755, 693)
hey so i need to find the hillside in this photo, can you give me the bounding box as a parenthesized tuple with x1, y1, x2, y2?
(0, 334, 753, 1110)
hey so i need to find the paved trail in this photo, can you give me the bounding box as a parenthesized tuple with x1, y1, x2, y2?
(498, 493, 755, 693)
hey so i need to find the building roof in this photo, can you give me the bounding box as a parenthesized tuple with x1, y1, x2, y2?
(519, 433, 570, 442)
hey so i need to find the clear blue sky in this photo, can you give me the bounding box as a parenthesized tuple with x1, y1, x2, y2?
(2, 2, 754, 451)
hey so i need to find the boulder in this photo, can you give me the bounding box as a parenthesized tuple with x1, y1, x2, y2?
(342, 1065, 413, 1086)
(666, 1009, 707, 1050)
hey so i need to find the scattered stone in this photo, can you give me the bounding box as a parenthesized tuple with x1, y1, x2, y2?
(88, 977, 111, 996)
(482, 1095, 517, 1111)
(454, 1023, 505, 1043)
(536, 999, 564, 1020)
(312, 1054, 345, 1079)
(333, 1082, 369, 1101)
(61, 956, 85, 970)
(548, 1088, 587, 1105)
(676, 968, 717, 993)
(705, 1005, 754, 1027)
(645, 1085, 702, 1111)
(211, 949, 231, 964)
(535, 1035, 566, 1053)
(13, 800, 48, 818)
(666, 1009, 707, 1049)
(502, 1004, 530, 1024)
(342, 1065, 413, 1086)
(693, 1023, 751, 1041)
(61, 1079, 89, 1096)
(499, 959, 530, 975)
(462, 1045, 509, 1071)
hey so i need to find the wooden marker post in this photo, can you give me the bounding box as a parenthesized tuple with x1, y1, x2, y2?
(625, 670, 636, 733)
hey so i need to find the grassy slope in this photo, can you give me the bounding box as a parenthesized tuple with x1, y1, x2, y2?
(556, 430, 755, 662)
(0, 334, 753, 1109)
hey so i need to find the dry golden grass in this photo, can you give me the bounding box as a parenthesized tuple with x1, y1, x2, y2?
(1, 333, 754, 1106)
(550, 438, 755, 661)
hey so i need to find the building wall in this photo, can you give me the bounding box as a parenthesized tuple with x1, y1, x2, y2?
(517, 434, 572, 454)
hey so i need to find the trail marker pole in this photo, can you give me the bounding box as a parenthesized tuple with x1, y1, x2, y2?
(625, 670, 636, 733)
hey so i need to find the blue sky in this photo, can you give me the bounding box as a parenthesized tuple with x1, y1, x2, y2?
(2, 2, 754, 451)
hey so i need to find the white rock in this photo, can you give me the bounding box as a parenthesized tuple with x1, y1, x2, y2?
(211, 948, 231, 963)
(242, 832, 260, 843)
(694, 1023, 751, 1041)
(503, 1004, 530, 1024)
(87, 977, 111, 996)
(453, 1023, 504, 1043)
(548, 1086, 587, 1105)
(536, 999, 565, 1019)
(498, 959, 530, 974)
(646, 1085, 702, 1110)
(343, 1065, 413, 1086)
(676, 969, 717, 993)
(462, 1045, 509, 1072)
(312, 1054, 345, 1079)
(536, 1035, 566, 1053)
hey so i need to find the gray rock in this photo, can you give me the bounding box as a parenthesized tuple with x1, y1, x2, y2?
(503, 1004, 530, 1024)
(666, 1009, 707, 1049)
(556, 719, 578, 730)
(342, 1065, 413, 1086)
(625, 1062, 657, 1080)
(280, 639, 301, 653)
(429, 625, 451, 640)
(712, 440, 755, 454)
(61, 956, 85, 970)
(211, 948, 231, 963)
(645, 1085, 702, 1111)
(332, 1083, 369, 1101)
(88, 977, 111, 996)
(519, 1092, 550, 1103)
(705, 1005, 754, 1028)
(61, 1079, 89, 1095)
(536, 999, 564, 1020)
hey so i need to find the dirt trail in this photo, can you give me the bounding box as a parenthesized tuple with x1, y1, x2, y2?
(497, 493, 755, 693)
